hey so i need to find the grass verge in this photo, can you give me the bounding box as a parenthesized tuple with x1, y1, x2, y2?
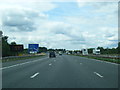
(1, 55, 46, 63)
(72, 54, 120, 64)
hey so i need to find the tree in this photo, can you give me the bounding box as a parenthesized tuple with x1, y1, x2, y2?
(2, 36, 11, 57)
(88, 48, 94, 54)
(117, 42, 120, 54)
(39, 47, 47, 53)
(10, 42, 16, 45)
(97, 47, 104, 54)
(118, 42, 120, 47)
(0, 31, 3, 37)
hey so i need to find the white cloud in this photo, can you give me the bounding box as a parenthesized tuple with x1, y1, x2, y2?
(77, 0, 118, 3)
(92, 2, 118, 14)
(77, 1, 87, 7)
(0, 1, 53, 32)
(1, 1, 118, 49)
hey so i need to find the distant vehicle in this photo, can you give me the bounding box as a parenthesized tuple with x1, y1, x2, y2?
(59, 51, 62, 55)
(59, 53, 62, 55)
(49, 51, 56, 58)
(67, 52, 71, 55)
(82, 49, 88, 55)
(93, 49, 100, 55)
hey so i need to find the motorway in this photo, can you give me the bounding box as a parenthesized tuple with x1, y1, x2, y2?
(1, 55, 119, 88)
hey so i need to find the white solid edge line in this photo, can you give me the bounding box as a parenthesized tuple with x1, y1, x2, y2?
(94, 72, 103, 78)
(30, 72, 39, 78)
(0, 57, 48, 70)
(49, 63, 52, 65)
(90, 58, 118, 65)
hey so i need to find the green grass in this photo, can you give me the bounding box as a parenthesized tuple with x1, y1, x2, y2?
(72, 54, 120, 64)
(1, 55, 45, 63)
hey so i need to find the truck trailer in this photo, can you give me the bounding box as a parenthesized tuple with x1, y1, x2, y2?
(82, 49, 88, 55)
(93, 48, 100, 55)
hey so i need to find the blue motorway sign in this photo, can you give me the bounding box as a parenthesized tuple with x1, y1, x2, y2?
(28, 44, 39, 53)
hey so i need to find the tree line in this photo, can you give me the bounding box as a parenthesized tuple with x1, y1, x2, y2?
(73, 44, 120, 54)
(2, 36, 23, 57)
(2, 36, 48, 57)
(1, 35, 120, 57)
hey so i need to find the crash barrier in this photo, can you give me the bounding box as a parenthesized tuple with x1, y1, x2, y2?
(74, 54, 120, 59)
(86, 54, 120, 59)
(2, 55, 38, 59)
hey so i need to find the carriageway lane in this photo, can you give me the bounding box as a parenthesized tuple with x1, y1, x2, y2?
(2, 55, 118, 88)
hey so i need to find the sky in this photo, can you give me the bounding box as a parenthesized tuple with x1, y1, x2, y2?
(0, 0, 118, 50)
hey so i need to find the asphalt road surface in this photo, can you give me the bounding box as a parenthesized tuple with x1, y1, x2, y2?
(1, 55, 119, 88)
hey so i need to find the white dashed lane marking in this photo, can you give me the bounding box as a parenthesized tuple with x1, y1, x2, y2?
(30, 72, 39, 78)
(0, 57, 48, 70)
(49, 63, 52, 66)
(94, 72, 103, 78)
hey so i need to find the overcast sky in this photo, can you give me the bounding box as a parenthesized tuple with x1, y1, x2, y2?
(0, 0, 118, 50)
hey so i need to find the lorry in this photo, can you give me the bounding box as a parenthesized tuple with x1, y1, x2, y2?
(59, 51, 62, 55)
(93, 48, 100, 55)
(82, 49, 88, 55)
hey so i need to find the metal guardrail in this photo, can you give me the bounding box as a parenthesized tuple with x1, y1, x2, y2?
(74, 54, 120, 59)
(84, 55, 120, 59)
(2, 55, 41, 59)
